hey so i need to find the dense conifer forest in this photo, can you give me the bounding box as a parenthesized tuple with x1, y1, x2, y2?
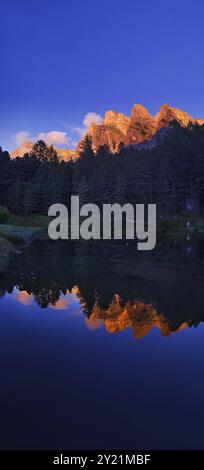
(1, 122, 204, 219)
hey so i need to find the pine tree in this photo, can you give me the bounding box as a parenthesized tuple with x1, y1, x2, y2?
(30, 140, 49, 161)
(77, 135, 94, 159)
(47, 145, 59, 163)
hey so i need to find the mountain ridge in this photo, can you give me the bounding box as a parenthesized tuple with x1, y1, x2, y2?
(10, 104, 204, 160)
(82, 103, 204, 153)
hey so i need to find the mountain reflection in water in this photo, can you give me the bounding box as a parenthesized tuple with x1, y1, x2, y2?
(0, 238, 204, 339)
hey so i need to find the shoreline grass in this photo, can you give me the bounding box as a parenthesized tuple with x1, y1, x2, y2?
(0, 224, 43, 244)
(0, 211, 204, 249)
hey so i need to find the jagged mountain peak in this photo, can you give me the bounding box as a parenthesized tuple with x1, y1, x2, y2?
(10, 104, 204, 160)
(131, 103, 152, 118)
(84, 103, 204, 153)
(102, 110, 130, 133)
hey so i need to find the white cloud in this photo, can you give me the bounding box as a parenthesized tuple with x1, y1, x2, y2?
(37, 131, 70, 146)
(12, 114, 103, 151)
(83, 112, 103, 127)
(14, 131, 32, 146)
(73, 127, 86, 138)
(74, 112, 103, 138)
(70, 140, 79, 148)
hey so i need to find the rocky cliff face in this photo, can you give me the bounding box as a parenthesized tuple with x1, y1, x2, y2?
(54, 148, 76, 161)
(125, 104, 155, 145)
(11, 140, 34, 158)
(81, 104, 204, 153)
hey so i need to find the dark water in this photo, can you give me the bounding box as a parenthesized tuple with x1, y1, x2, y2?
(0, 238, 204, 450)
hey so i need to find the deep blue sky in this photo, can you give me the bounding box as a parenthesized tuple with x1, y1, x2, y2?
(1, 0, 204, 150)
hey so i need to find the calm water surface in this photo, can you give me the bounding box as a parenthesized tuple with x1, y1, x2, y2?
(0, 239, 204, 449)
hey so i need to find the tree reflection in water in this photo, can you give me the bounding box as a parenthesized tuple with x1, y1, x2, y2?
(0, 238, 204, 339)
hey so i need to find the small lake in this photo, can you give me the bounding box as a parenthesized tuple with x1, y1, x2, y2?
(0, 238, 204, 449)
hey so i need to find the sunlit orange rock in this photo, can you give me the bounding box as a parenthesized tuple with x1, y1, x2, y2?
(10, 104, 204, 159)
(85, 296, 188, 339)
(81, 104, 204, 153)
(13, 285, 190, 338)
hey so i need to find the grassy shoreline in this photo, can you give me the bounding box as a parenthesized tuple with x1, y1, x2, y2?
(0, 214, 48, 271)
(6, 213, 50, 230)
(0, 212, 203, 260)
